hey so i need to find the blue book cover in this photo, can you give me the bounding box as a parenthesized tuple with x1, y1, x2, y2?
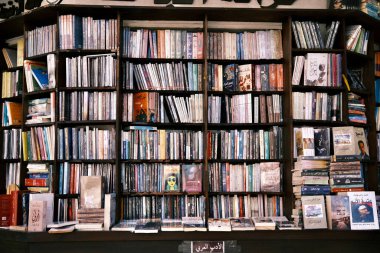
(31, 64, 48, 89)
(74, 15, 83, 49)
(59, 163, 64, 194)
(264, 131, 270, 159)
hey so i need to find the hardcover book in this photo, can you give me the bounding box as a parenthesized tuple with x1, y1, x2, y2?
(0, 194, 12, 227)
(301, 195, 327, 229)
(163, 164, 181, 192)
(347, 191, 379, 230)
(326, 195, 351, 230)
(182, 164, 202, 193)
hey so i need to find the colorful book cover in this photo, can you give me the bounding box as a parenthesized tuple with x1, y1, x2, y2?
(223, 64, 237, 91)
(182, 164, 202, 193)
(347, 191, 379, 230)
(163, 164, 181, 192)
(237, 64, 253, 91)
(133, 92, 149, 122)
(326, 195, 351, 230)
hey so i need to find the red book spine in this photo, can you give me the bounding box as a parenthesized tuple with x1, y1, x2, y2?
(0, 195, 12, 227)
(25, 178, 48, 187)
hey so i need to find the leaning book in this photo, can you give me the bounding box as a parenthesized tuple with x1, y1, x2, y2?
(347, 191, 379, 230)
(326, 195, 351, 230)
(301, 195, 327, 229)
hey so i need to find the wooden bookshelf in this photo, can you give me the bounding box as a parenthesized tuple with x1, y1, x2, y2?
(0, 4, 380, 253)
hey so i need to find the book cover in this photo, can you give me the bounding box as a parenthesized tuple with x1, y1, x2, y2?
(237, 64, 253, 91)
(163, 164, 181, 192)
(260, 162, 281, 192)
(347, 191, 379, 230)
(304, 53, 328, 86)
(31, 64, 49, 89)
(104, 193, 116, 231)
(182, 164, 202, 193)
(314, 128, 330, 156)
(207, 218, 231, 232)
(332, 126, 369, 160)
(182, 217, 207, 232)
(161, 219, 184, 232)
(326, 195, 351, 230)
(252, 217, 276, 230)
(29, 193, 54, 225)
(28, 200, 47, 232)
(223, 64, 237, 91)
(133, 92, 149, 122)
(301, 195, 327, 229)
(80, 176, 103, 209)
(230, 218, 255, 231)
(0, 194, 12, 227)
(111, 220, 137, 232)
(134, 219, 160, 233)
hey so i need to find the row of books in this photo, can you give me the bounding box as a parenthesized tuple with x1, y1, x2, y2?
(65, 54, 117, 87)
(208, 127, 283, 160)
(294, 127, 330, 157)
(58, 127, 116, 160)
(111, 216, 298, 232)
(24, 56, 56, 92)
(207, 30, 283, 60)
(124, 93, 204, 123)
(360, 0, 380, 20)
(208, 162, 281, 193)
(5, 163, 20, 191)
(1, 70, 22, 98)
(124, 61, 203, 91)
(121, 128, 203, 160)
(348, 92, 367, 124)
(345, 25, 369, 55)
(300, 192, 379, 230)
(22, 126, 55, 161)
(123, 28, 203, 59)
(292, 92, 342, 121)
(210, 195, 283, 220)
(2, 101, 22, 126)
(25, 163, 52, 193)
(3, 129, 21, 159)
(59, 163, 116, 195)
(26, 96, 55, 125)
(122, 196, 205, 220)
(59, 91, 117, 121)
(293, 126, 369, 160)
(208, 94, 283, 124)
(59, 15, 118, 50)
(292, 21, 339, 49)
(292, 53, 342, 87)
(121, 163, 202, 193)
(208, 63, 283, 92)
(26, 24, 57, 57)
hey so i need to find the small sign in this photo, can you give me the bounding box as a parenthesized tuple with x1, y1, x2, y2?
(191, 241, 224, 253)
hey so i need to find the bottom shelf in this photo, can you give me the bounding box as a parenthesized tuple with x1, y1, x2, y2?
(1, 229, 380, 253)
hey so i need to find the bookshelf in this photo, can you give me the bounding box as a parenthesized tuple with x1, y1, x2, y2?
(0, 5, 380, 253)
